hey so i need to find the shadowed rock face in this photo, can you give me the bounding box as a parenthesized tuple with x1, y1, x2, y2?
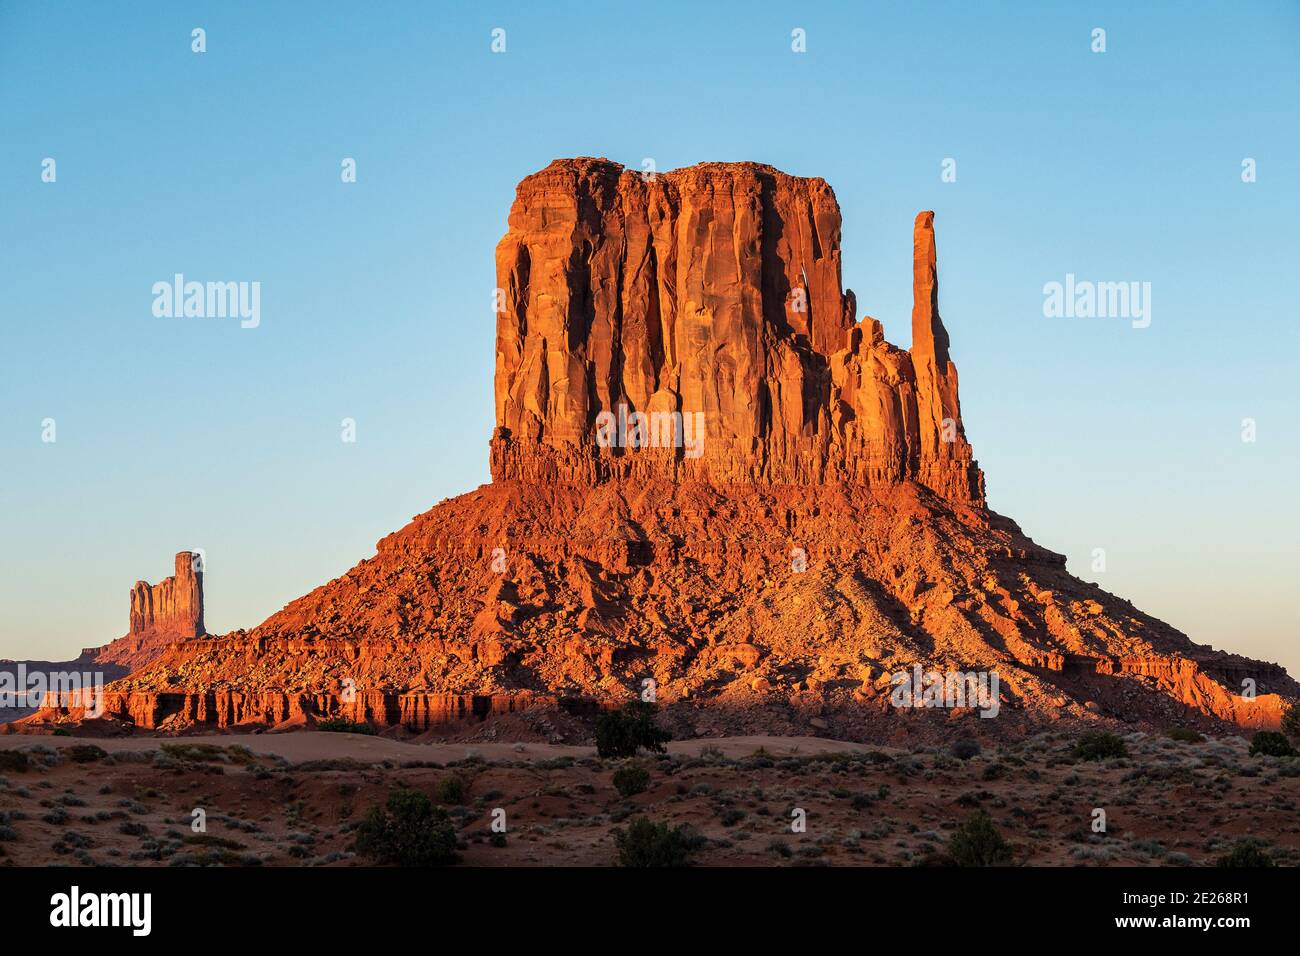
(23, 160, 1295, 739)
(491, 159, 983, 502)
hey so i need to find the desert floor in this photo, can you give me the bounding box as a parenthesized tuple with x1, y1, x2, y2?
(1, 730, 1296, 867)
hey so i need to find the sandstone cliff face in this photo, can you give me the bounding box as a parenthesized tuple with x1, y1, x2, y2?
(128, 552, 204, 637)
(94, 552, 204, 669)
(491, 159, 983, 502)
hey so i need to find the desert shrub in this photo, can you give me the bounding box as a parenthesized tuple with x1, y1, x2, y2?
(1248, 731, 1295, 758)
(316, 719, 377, 736)
(160, 743, 233, 763)
(168, 848, 260, 867)
(1281, 702, 1300, 739)
(1072, 732, 1127, 761)
(54, 830, 94, 852)
(354, 787, 459, 867)
(613, 817, 695, 867)
(947, 811, 1013, 867)
(65, 745, 108, 763)
(52, 728, 71, 737)
(612, 763, 651, 797)
(184, 834, 245, 850)
(433, 775, 466, 805)
(950, 739, 981, 761)
(1215, 840, 1275, 867)
(595, 702, 672, 758)
(912, 850, 957, 866)
(0, 752, 29, 773)
(1166, 727, 1205, 744)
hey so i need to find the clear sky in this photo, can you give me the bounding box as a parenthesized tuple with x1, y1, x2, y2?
(2, 1, 1297, 675)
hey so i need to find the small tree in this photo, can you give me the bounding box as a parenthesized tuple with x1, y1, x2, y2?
(1281, 702, 1300, 740)
(354, 786, 459, 866)
(433, 775, 467, 805)
(613, 817, 695, 867)
(1215, 840, 1275, 867)
(1072, 731, 1127, 761)
(595, 701, 672, 758)
(950, 738, 981, 761)
(1248, 731, 1295, 757)
(317, 718, 377, 736)
(947, 810, 1013, 867)
(612, 763, 651, 797)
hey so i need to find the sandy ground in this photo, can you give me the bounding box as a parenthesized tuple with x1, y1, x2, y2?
(0, 732, 862, 764)
(2, 730, 1296, 867)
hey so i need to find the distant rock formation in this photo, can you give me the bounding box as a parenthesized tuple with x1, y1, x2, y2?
(0, 553, 200, 723)
(95, 552, 205, 669)
(127, 552, 204, 639)
(25, 160, 1296, 740)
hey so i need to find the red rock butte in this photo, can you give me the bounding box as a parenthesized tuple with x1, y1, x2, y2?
(21, 158, 1296, 742)
(491, 159, 981, 501)
(92, 552, 205, 669)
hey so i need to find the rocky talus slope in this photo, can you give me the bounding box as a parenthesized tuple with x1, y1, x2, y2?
(24, 159, 1294, 741)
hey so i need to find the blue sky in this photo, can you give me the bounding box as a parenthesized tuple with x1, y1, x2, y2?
(2, 1, 1298, 675)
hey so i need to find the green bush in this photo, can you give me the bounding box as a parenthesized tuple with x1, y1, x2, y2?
(595, 702, 672, 758)
(1072, 732, 1127, 761)
(1248, 731, 1295, 757)
(52, 728, 72, 737)
(65, 745, 108, 763)
(316, 718, 377, 736)
(1166, 727, 1204, 743)
(0, 751, 30, 773)
(354, 787, 459, 867)
(947, 810, 1013, 867)
(1281, 702, 1300, 740)
(433, 775, 466, 805)
(950, 738, 981, 761)
(613, 817, 695, 867)
(1215, 840, 1275, 867)
(612, 763, 651, 797)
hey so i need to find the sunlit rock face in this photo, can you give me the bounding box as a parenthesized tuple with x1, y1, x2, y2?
(491, 159, 982, 503)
